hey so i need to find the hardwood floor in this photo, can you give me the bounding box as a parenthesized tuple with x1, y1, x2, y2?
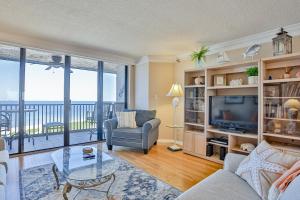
(6, 142, 222, 200)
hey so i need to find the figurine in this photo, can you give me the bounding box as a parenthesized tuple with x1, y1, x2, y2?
(240, 143, 255, 152)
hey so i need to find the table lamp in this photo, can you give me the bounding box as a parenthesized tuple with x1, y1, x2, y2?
(166, 83, 183, 151)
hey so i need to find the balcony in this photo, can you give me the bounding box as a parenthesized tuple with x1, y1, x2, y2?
(0, 101, 124, 154)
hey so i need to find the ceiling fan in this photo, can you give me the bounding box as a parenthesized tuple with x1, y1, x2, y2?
(45, 55, 73, 73)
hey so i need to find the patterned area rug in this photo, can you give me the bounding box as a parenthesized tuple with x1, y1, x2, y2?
(19, 156, 181, 200)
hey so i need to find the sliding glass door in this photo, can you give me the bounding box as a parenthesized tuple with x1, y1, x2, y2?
(23, 49, 65, 152)
(70, 57, 99, 144)
(0, 43, 128, 154)
(0, 45, 20, 154)
(103, 62, 127, 120)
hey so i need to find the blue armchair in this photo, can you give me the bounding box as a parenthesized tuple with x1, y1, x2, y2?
(104, 110, 161, 154)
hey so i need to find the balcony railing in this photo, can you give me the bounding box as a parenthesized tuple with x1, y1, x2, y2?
(0, 101, 124, 138)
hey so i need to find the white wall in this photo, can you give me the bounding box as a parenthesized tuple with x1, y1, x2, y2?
(135, 61, 149, 109)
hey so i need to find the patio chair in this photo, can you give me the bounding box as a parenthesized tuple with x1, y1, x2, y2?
(0, 112, 11, 143)
(86, 103, 114, 140)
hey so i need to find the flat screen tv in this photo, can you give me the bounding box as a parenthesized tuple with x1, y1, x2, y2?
(209, 95, 258, 133)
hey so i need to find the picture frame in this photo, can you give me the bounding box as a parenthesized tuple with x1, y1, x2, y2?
(214, 74, 226, 86)
(224, 96, 245, 104)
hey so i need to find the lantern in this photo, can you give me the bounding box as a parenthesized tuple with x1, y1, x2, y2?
(272, 28, 292, 56)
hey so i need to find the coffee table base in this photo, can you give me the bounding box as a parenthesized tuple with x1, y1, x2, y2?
(52, 164, 116, 200)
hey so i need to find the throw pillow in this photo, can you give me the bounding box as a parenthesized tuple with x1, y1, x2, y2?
(268, 160, 300, 200)
(116, 111, 137, 128)
(235, 140, 298, 200)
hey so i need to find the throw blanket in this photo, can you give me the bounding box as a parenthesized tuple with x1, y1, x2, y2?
(275, 160, 300, 192)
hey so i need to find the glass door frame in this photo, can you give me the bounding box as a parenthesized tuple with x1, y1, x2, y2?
(15, 48, 128, 154)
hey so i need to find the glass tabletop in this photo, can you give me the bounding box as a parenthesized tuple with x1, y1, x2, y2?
(51, 146, 119, 181)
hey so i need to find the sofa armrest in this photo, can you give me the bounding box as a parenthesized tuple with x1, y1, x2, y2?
(142, 118, 161, 133)
(0, 138, 5, 151)
(103, 118, 118, 145)
(223, 153, 246, 173)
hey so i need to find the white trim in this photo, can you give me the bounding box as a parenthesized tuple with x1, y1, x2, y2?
(0, 31, 136, 65)
(157, 139, 183, 145)
(135, 55, 176, 64)
(177, 23, 300, 61)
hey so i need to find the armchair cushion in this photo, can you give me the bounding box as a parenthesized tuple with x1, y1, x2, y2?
(112, 127, 143, 140)
(127, 109, 156, 127)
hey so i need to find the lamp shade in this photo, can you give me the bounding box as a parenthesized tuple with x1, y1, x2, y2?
(167, 83, 183, 97)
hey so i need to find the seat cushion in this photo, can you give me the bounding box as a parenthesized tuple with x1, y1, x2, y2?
(112, 127, 143, 140)
(176, 170, 261, 200)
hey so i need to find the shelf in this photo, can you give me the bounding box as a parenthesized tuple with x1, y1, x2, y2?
(184, 85, 205, 88)
(207, 128, 258, 139)
(263, 78, 300, 84)
(185, 130, 204, 134)
(264, 96, 300, 99)
(186, 97, 205, 99)
(270, 142, 300, 153)
(207, 84, 258, 90)
(264, 117, 300, 122)
(185, 122, 204, 127)
(231, 146, 251, 154)
(186, 110, 205, 113)
(207, 141, 228, 148)
(263, 132, 300, 140)
(205, 154, 224, 164)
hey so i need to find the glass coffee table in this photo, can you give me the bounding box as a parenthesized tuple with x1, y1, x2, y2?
(51, 146, 119, 200)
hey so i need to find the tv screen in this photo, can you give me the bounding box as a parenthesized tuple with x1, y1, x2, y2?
(209, 96, 258, 133)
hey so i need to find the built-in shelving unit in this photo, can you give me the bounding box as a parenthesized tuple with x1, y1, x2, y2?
(261, 53, 300, 154)
(182, 54, 300, 164)
(183, 69, 206, 157)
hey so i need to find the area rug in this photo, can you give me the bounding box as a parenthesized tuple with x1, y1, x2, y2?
(19, 156, 181, 200)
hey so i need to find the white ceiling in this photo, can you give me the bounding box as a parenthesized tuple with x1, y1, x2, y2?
(0, 0, 300, 61)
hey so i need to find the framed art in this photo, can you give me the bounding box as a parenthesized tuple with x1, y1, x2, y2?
(214, 74, 226, 86)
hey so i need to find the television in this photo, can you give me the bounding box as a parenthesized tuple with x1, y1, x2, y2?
(209, 95, 258, 133)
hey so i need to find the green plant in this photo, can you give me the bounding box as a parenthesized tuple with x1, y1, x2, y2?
(191, 46, 209, 63)
(246, 66, 258, 76)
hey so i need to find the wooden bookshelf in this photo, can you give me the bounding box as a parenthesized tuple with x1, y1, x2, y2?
(181, 54, 300, 164)
(261, 52, 300, 154)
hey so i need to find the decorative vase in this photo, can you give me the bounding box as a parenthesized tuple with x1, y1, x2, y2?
(248, 76, 258, 85)
(196, 58, 205, 68)
(194, 77, 204, 85)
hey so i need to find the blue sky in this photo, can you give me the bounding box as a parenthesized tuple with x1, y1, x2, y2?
(0, 60, 117, 102)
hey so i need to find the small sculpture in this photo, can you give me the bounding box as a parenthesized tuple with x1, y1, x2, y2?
(240, 143, 255, 152)
(243, 44, 261, 60)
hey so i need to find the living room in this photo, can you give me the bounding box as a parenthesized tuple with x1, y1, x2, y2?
(1, 1, 300, 200)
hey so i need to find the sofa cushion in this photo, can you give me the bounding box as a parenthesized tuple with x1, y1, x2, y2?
(278, 175, 300, 200)
(236, 141, 298, 200)
(127, 110, 156, 127)
(0, 185, 5, 200)
(176, 170, 260, 200)
(112, 127, 143, 140)
(0, 150, 9, 172)
(116, 111, 137, 128)
(0, 165, 6, 186)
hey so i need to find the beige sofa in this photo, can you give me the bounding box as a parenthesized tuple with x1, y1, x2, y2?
(0, 138, 8, 200)
(177, 153, 300, 200)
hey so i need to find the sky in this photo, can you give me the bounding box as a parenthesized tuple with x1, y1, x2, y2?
(0, 60, 117, 102)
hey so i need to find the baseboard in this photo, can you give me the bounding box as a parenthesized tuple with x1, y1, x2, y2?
(157, 139, 183, 146)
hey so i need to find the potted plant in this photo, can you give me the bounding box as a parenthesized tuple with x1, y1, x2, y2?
(191, 46, 209, 67)
(246, 66, 258, 85)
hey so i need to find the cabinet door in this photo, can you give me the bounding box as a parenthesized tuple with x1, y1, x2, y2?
(183, 132, 194, 152)
(194, 133, 206, 156)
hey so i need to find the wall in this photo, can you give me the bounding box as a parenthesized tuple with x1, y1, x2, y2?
(135, 61, 149, 109)
(149, 62, 174, 141)
(174, 35, 300, 141)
